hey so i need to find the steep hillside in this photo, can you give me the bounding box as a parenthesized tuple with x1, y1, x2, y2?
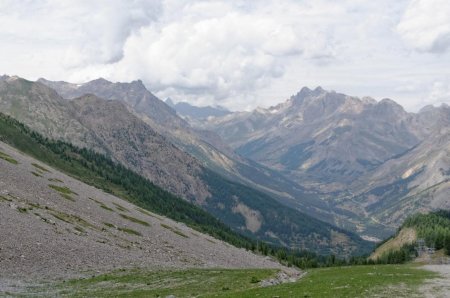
(370, 211, 450, 262)
(343, 105, 450, 231)
(0, 77, 209, 202)
(0, 111, 370, 255)
(38, 77, 185, 129)
(0, 140, 286, 281)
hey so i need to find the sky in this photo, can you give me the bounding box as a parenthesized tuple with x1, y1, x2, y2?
(1, 0, 450, 111)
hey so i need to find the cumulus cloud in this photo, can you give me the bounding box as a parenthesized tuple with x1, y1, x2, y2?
(71, 0, 346, 106)
(110, 3, 302, 99)
(397, 0, 450, 53)
(426, 79, 450, 105)
(0, 0, 161, 69)
(0, 0, 449, 110)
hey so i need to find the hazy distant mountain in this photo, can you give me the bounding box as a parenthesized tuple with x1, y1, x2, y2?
(346, 104, 450, 229)
(200, 86, 450, 237)
(165, 98, 231, 120)
(202, 87, 421, 191)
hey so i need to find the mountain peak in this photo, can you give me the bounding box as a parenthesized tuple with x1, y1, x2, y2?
(165, 97, 175, 107)
(314, 86, 325, 93)
(89, 77, 112, 86)
(130, 79, 146, 89)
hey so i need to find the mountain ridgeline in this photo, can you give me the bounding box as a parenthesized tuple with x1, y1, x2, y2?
(0, 77, 371, 255)
(200, 87, 450, 238)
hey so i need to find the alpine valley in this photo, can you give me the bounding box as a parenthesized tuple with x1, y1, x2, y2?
(1, 75, 449, 259)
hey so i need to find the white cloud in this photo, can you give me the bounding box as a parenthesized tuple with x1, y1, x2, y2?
(425, 79, 450, 106)
(71, 0, 349, 106)
(0, 0, 449, 111)
(397, 0, 450, 53)
(0, 0, 161, 70)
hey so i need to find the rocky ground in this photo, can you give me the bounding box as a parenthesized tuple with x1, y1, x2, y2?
(0, 141, 295, 293)
(419, 265, 450, 298)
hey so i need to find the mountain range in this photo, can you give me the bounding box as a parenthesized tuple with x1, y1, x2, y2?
(165, 98, 231, 120)
(2, 74, 448, 253)
(0, 75, 369, 255)
(200, 86, 450, 238)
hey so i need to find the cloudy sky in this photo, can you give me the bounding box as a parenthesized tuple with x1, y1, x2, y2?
(1, 0, 449, 111)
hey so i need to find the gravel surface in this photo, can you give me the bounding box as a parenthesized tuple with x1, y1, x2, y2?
(0, 141, 295, 293)
(420, 265, 450, 298)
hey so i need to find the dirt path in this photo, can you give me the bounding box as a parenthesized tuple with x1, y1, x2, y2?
(420, 265, 450, 298)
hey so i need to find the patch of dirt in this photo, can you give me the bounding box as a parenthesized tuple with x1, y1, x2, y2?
(419, 265, 450, 298)
(232, 201, 263, 233)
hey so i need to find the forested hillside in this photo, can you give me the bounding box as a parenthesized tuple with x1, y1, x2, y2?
(403, 211, 450, 253)
(371, 210, 450, 264)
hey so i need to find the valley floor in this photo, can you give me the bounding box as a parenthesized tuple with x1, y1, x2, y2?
(5, 264, 449, 297)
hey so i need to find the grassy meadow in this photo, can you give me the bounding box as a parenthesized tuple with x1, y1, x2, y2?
(27, 264, 437, 298)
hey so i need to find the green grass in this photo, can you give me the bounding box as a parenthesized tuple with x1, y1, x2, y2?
(0, 195, 12, 202)
(42, 268, 276, 297)
(48, 184, 77, 201)
(32, 265, 436, 297)
(230, 265, 437, 298)
(60, 193, 76, 202)
(89, 197, 115, 211)
(0, 150, 18, 164)
(48, 177, 63, 183)
(119, 213, 150, 227)
(103, 222, 116, 228)
(113, 202, 130, 212)
(136, 207, 162, 220)
(50, 210, 97, 230)
(17, 207, 29, 213)
(31, 171, 43, 177)
(100, 204, 114, 212)
(32, 162, 50, 172)
(48, 184, 77, 195)
(161, 223, 189, 238)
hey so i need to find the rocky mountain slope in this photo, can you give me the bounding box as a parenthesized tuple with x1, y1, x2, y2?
(0, 77, 369, 255)
(0, 140, 285, 282)
(346, 104, 450, 229)
(0, 76, 208, 202)
(202, 87, 421, 190)
(38, 77, 347, 232)
(39, 78, 317, 203)
(165, 98, 231, 120)
(200, 87, 450, 238)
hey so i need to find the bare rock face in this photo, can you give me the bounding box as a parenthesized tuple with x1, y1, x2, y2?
(38, 77, 187, 130)
(0, 78, 210, 202)
(347, 104, 450, 228)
